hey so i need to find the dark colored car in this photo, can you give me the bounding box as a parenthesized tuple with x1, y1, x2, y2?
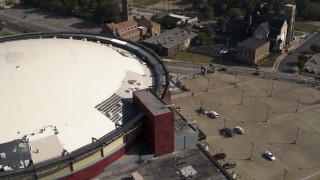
(251, 72, 259, 76)
(221, 128, 235, 137)
(223, 161, 237, 169)
(218, 67, 227, 72)
(213, 153, 226, 160)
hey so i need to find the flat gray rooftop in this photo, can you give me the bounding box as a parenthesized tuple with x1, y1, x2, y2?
(143, 28, 197, 49)
(134, 90, 171, 116)
(95, 146, 228, 180)
(174, 111, 197, 137)
(0, 139, 32, 173)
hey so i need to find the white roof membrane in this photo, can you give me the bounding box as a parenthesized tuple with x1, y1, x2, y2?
(0, 39, 146, 152)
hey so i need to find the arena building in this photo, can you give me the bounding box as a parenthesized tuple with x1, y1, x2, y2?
(0, 33, 199, 179)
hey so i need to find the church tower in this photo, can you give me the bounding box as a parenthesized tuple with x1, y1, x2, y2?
(284, 4, 296, 44)
(122, 0, 133, 21)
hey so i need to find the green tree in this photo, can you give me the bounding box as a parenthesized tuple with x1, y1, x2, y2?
(244, 0, 256, 13)
(95, 0, 120, 23)
(226, 8, 243, 20)
(217, 17, 227, 32)
(310, 43, 320, 53)
(202, 25, 214, 36)
(155, 43, 163, 55)
(205, 6, 214, 19)
(161, 15, 176, 29)
(195, 32, 208, 45)
(297, 59, 306, 70)
(296, 0, 311, 17)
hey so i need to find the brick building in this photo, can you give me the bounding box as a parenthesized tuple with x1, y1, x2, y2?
(105, 19, 160, 41)
(236, 37, 270, 65)
(142, 28, 197, 56)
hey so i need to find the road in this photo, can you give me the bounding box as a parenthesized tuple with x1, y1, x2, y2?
(166, 60, 320, 86)
(278, 31, 320, 73)
(0, 18, 38, 34)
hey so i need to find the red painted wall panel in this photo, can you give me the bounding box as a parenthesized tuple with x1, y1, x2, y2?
(60, 133, 142, 180)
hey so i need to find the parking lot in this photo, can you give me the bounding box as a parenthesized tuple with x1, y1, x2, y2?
(172, 73, 320, 180)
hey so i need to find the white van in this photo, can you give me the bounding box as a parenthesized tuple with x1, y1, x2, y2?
(235, 126, 245, 134)
(209, 111, 219, 118)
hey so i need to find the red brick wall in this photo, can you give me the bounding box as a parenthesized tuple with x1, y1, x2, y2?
(153, 111, 174, 156)
(60, 133, 141, 180)
(133, 91, 174, 157)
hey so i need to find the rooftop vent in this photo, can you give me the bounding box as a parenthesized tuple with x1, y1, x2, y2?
(107, 111, 113, 118)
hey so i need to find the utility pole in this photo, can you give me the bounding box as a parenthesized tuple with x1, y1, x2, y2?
(293, 127, 300, 144)
(250, 142, 255, 160)
(295, 97, 300, 113)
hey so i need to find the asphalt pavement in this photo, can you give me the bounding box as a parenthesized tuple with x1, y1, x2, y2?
(278, 31, 320, 73)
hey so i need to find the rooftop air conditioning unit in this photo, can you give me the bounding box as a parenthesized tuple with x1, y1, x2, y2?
(117, 101, 123, 107)
(107, 111, 113, 118)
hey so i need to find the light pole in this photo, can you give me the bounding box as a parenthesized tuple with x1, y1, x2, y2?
(249, 142, 254, 160)
(226, 37, 229, 48)
(220, 149, 224, 164)
(283, 169, 288, 180)
(264, 106, 270, 122)
(211, 35, 215, 49)
(206, 77, 210, 92)
(269, 81, 274, 97)
(240, 89, 245, 105)
(295, 97, 300, 113)
(176, 67, 179, 82)
(193, 63, 196, 78)
(292, 127, 300, 144)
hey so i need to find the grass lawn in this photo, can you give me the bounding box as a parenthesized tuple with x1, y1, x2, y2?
(165, 51, 215, 64)
(133, 0, 161, 6)
(0, 29, 13, 37)
(258, 56, 276, 67)
(295, 20, 320, 33)
(294, 30, 304, 36)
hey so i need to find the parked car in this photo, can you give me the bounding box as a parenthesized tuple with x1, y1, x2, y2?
(264, 151, 276, 161)
(200, 107, 208, 115)
(209, 111, 219, 118)
(222, 128, 235, 137)
(218, 67, 227, 72)
(213, 153, 226, 160)
(251, 72, 259, 76)
(223, 161, 237, 169)
(288, 51, 292, 55)
(235, 126, 245, 134)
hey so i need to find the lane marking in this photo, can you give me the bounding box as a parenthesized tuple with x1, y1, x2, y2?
(301, 171, 320, 180)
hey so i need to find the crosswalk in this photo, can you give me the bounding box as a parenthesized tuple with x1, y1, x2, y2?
(275, 72, 297, 76)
